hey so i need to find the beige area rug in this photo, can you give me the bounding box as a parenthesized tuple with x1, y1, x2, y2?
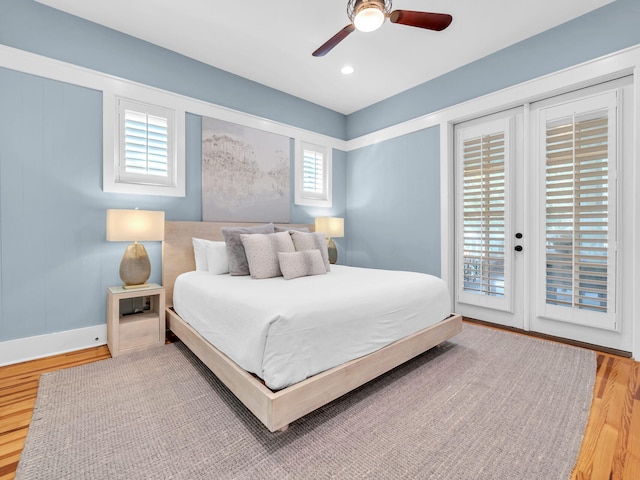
(16, 324, 595, 480)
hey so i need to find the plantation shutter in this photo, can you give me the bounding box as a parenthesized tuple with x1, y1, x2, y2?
(538, 92, 617, 330)
(295, 140, 332, 207)
(462, 132, 506, 296)
(456, 116, 513, 311)
(117, 98, 174, 187)
(303, 147, 324, 196)
(124, 110, 168, 177)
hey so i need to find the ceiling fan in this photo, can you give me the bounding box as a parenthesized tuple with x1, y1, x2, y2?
(313, 0, 453, 57)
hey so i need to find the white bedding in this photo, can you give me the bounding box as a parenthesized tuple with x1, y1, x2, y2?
(173, 265, 451, 390)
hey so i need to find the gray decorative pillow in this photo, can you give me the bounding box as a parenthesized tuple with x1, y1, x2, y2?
(274, 225, 310, 233)
(289, 231, 330, 272)
(222, 223, 274, 276)
(240, 231, 295, 279)
(278, 250, 327, 280)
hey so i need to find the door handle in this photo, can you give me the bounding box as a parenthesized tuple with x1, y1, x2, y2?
(515, 233, 523, 252)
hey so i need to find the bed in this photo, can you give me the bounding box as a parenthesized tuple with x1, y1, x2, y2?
(163, 221, 462, 432)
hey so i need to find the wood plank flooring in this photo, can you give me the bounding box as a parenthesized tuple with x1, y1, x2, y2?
(572, 353, 640, 479)
(0, 336, 638, 479)
(0, 346, 111, 480)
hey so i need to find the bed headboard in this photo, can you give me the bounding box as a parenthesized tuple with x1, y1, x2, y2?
(162, 221, 313, 306)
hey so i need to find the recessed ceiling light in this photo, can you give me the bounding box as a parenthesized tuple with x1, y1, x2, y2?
(341, 65, 355, 75)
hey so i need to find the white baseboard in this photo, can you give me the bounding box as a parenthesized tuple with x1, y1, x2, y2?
(0, 325, 108, 367)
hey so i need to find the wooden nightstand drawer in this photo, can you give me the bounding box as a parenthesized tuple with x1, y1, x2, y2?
(119, 313, 161, 351)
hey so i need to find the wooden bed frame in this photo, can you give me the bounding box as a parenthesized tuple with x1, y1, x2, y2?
(162, 221, 463, 432)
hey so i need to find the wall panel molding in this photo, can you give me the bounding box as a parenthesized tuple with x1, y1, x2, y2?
(2, 43, 639, 153)
(0, 45, 347, 152)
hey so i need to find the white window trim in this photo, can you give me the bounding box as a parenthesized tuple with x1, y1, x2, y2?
(104, 90, 186, 197)
(294, 139, 333, 207)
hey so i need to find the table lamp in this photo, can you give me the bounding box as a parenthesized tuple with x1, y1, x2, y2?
(315, 217, 344, 264)
(106, 209, 165, 288)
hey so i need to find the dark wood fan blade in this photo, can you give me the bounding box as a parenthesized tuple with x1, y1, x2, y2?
(312, 24, 355, 57)
(389, 10, 453, 31)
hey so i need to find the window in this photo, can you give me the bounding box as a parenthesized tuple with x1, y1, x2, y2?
(120, 104, 171, 185)
(104, 96, 185, 197)
(295, 140, 332, 207)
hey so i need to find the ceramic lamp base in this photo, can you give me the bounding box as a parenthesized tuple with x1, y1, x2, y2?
(119, 243, 151, 287)
(327, 237, 338, 264)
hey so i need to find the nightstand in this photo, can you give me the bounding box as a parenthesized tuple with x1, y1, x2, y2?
(107, 283, 166, 357)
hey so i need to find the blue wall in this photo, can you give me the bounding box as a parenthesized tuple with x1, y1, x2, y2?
(344, 0, 640, 276)
(0, 71, 104, 340)
(0, 68, 347, 342)
(1, 0, 640, 344)
(345, 127, 441, 274)
(0, 1, 347, 343)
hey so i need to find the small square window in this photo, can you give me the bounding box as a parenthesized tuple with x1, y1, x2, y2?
(295, 140, 332, 207)
(104, 96, 185, 197)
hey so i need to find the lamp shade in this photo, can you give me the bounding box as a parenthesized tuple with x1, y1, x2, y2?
(315, 217, 344, 238)
(106, 209, 164, 242)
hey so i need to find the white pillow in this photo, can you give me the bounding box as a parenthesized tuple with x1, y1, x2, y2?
(192, 238, 227, 272)
(240, 232, 295, 279)
(205, 241, 229, 275)
(192, 238, 210, 271)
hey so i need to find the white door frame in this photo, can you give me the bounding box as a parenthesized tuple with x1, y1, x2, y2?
(439, 46, 640, 359)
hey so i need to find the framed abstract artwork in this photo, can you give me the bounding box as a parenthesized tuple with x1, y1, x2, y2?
(202, 116, 290, 222)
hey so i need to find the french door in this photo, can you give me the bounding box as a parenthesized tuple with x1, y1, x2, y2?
(454, 108, 524, 329)
(454, 79, 632, 351)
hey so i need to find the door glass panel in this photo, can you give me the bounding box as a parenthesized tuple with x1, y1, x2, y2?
(462, 132, 505, 297)
(538, 92, 617, 330)
(545, 113, 609, 312)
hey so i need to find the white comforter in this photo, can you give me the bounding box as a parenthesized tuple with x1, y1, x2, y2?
(173, 265, 451, 390)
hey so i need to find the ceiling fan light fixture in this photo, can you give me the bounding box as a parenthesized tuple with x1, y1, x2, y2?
(313, 0, 451, 57)
(354, 6, 385, 32)
(347, 0, 391, 33)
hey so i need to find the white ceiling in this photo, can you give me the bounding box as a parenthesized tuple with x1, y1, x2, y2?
(36, 0, 613, 115)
